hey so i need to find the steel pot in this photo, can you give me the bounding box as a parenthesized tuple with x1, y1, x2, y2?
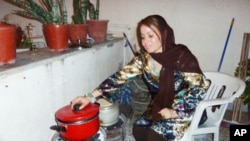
(97, 98, 119, 126)
(50, 103, 100, 141)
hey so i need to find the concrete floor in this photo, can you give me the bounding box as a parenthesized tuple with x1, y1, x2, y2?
(219, 110, 250, 141)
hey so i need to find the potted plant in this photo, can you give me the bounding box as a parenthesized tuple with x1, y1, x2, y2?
(87, 0, 109, 43)
(69, 0, 89, 46)
(234, 58, 250, 119)
(4, 0, 69, 51)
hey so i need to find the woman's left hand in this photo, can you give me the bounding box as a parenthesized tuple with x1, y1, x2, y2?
(158, 108, 178, 119)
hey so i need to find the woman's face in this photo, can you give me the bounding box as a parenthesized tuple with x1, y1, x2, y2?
(140, 25, 162, 53)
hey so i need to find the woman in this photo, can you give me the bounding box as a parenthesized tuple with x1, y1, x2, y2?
(71, 15, 209, 141)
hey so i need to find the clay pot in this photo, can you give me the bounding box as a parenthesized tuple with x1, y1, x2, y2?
(68, 24, 88, 46)
(43, 24, 69, 51)
(0, 24, 16, 65)
(87, 20, 109, 43)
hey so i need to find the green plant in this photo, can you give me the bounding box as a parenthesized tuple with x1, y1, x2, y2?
(4, 0, 68, 24)
(234, 58, 250, 104)
(88, 0, 99, 20)
(71, 0, 100, 23)
(71, 0, 89, 24)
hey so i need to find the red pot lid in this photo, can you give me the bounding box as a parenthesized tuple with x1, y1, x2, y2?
(55, 103, 99, 123)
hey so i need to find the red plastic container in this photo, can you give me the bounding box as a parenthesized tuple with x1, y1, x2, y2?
(0, 24, 16, 65)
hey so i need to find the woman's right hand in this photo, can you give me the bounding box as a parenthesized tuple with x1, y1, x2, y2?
(70, 96, 91, 110)
(70, 90, 102, 110)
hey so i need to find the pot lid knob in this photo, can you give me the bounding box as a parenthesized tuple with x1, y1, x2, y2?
(55, 104, 99, 122)
(73, 103, 81, 111)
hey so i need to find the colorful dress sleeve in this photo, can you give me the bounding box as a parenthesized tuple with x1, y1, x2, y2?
(95, 56, 144, 103)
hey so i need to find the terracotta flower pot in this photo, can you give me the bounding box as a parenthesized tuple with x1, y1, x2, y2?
(0, 24, 16, 65)
(68, 24, 88, 46)
(87, 20, 109, 43)
(43, 24, 69, 51)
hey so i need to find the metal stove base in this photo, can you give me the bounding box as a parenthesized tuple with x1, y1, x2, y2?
(51, 128, 106, 141)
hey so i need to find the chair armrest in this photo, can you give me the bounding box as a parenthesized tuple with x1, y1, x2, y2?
(189, 97, 233, 128)
(197, 97, 234, 111)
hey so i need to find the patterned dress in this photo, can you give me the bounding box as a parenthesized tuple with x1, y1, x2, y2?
(95, 51, 210, 140)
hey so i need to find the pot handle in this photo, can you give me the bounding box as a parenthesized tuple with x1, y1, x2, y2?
(94, 102, 100, 106)
(50, 125, 66, 132)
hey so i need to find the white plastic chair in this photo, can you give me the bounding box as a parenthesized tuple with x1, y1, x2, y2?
(180, 71, 246, 141)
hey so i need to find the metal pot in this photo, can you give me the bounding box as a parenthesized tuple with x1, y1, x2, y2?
(97, 98, 119, 126)
(50, 103, 100, 141)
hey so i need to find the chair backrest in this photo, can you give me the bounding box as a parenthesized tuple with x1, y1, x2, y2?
(202, 71, 246, 125)
(181, 71, 246, 141)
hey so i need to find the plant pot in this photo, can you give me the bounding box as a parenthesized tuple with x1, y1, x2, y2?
(87, 20, 109, 43)
(0, 24, 16, 65)
(68, 24, 88, 46)
(43, 24, 69, 51)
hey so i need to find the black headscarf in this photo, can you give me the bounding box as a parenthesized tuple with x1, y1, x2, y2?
(137, 15, 202, 120)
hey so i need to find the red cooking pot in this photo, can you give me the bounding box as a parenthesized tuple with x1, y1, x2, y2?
(50, 103, 100, 141)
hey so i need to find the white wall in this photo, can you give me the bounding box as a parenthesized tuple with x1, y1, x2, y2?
(99, 0, 250, 76)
